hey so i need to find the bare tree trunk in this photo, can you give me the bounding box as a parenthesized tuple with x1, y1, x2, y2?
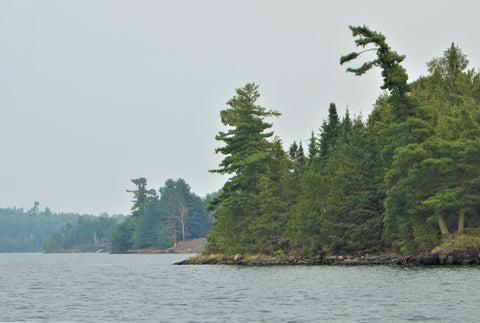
(458, 209, 465, 233)
(180, 203, 187, 242)
(438, 213, 449, 235)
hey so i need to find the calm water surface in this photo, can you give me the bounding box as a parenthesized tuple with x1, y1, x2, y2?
(1, 253, 479, 322)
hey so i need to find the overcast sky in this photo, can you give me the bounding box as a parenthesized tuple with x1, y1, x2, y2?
(1, 0, 479, 215)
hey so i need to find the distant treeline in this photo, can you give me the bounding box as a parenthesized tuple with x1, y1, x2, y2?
(1, 178, 213, 253)
(0, 204, 105, 252)
(205, 26, 480, 256)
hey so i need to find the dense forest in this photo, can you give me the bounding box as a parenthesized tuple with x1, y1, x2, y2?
(44, 214, 123, 253)
(0, 203, 84, 252)
(205, 26, 480, 256)
(110, 178, 213, 253)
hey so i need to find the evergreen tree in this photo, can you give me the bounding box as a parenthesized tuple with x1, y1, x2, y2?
(289, 141, 307, 175)
(286, 170, 328, 255)
(132, 201, 166, 249)
(340, 25, 410, 114)
(341, 25, 434, 252)
(427, 42, 469, 94)
(28, 201, 40, 216)
(207, 83, 280, 254)
(199, 28, 480, 257)
(321, 117, 383, 252)
(44, 215, 119, 252)
(210, 83, 281, 193)
(158, 178, 211, 243)
(111, 217, 137, 253)
(319, 103, 341, 168)
(111, 177, 210, 252)
(159, 179, 190, 242)
(307, 131, 319, 168)
(288, 141, 299, 163)
(382, 42, 480, 252)
(253, 138, 292, 254)
(339, 109, 353, 144)
(127, 177, 157, 216)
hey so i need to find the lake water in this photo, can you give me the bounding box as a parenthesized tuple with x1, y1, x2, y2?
(1, 253, 479, 322)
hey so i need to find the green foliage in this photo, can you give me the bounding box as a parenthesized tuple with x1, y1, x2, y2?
(381, 38, 480, 253)
(111, 177, 212, 253)
(8, 27, 479, 258)
(319, 103, 341, 161)
(155, 225, 174, 250)
(44, 215, 121, 252)
(202, 27, 480, 257)
(341, 25, 409, 98)
(127, 177, 157, 216)
(210, 83, 280, 194)
(253, 138, 294, 254)
(0, 206, 85, 252)
(286, 171, 327, 255)
(111, 217, 137, 253)
(207, 83, 281, 255)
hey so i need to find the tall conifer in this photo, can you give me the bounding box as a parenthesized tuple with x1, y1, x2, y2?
(207, 83, 280, 254)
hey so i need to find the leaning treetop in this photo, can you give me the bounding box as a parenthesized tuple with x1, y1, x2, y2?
(340, 25, 409, 98)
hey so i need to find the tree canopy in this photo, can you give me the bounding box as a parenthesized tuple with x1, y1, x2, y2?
(111, 178, 212, 253)
(204, 26, 480, 256)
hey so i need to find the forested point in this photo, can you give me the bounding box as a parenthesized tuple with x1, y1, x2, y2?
(109, 178, 213, 253)
(203, 26, 480, 257)
(46, 177, 213, 253)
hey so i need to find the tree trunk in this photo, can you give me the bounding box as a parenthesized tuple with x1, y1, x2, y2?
(180, 203, 187, 242)
(458, 209, 465, 233)
(438, 213, 449, 235)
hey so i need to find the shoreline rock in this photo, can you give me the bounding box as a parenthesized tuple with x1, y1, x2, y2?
(175, 249, 480, 266)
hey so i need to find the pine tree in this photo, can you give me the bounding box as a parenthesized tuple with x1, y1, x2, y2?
(254, 138, 291, 254)
(319, 103, 341, 159)
(307, 131, 319, 168)
(207, 83, 280, 254)
(427, 42, 469, 94)
(210, 83, 280, 194)
(340, 26, 408, 95)
(289, 141, 307, 175)
(340, 25, 411, 120)
(127, 178, 157, 217)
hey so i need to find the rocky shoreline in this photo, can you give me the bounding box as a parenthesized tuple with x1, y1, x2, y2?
(175, 248, 480, 266)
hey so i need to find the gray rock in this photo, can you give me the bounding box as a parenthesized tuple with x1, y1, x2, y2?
(233, 254, 244, 261)
(446, 255, 456, 265)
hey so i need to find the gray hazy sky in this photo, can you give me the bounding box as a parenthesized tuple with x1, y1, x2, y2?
(1, 0, 479, 215)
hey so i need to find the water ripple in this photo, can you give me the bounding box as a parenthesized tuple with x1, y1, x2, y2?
(1, 254, 480, 322)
